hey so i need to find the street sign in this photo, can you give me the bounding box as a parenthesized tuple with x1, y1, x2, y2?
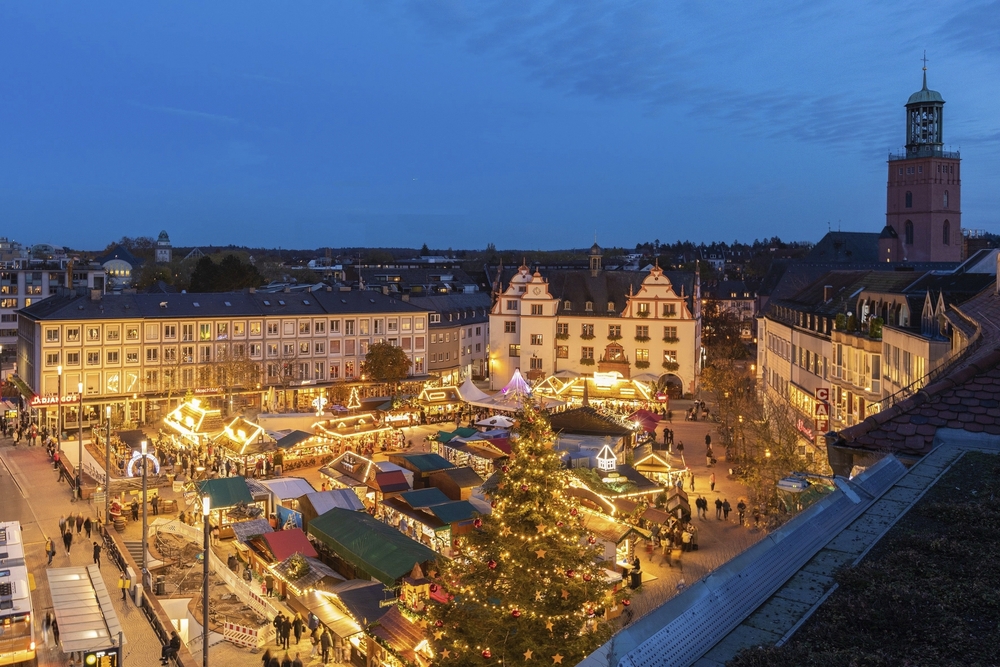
(814, 403, 830, 417)
(815, 388, 830, 402)
(84, 647, 120, 667)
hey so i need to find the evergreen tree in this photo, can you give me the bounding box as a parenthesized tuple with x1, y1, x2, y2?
(427, 403, 624, 665)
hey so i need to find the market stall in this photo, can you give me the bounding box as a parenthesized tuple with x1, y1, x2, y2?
(163, 398, 223, 447)
(313, 413, 402, 456)
(417, 386, 462, 423)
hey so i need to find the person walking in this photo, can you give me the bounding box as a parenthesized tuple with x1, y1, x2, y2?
(282, 616, 292, 650)
(75, 513, 84, 534)
(281, 653, 292, 667)
(58, 515, 67, 535)
(273, 613, 284, 647)
(722, 499, 732, 521)
(93, 541, 101, 567)
(51, 617, 60, 648)
(715, 497, 723, 520)
(152, 495, 159, 516)
(45, 536, 55, 565)
(265, 573, 275, 597)
(292, 652, 304, 667)
(118, 573, 131, 604)
(84, 516, 92, 539)
(42, 612, 53, 647)
(705, 433, 712, 448)
(63, 528, 73, 555)
(737, 499, 747, 525)
(689, 471, 695, 492)
(705, 446, 714, 468)
(131, 499, 139, 522)
(292, 614, 303, 645)
(709, 472, 716, 492)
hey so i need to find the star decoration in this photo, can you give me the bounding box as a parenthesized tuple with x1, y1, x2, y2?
(501, 526, 512, 537)
(535, 549, 547, 559)
(534, 590, 543, 602)
(524, 649, 534, 660)
(418, 619, 428, 628)
(545, 620, 554, 631)
(552, 654, 564, 664)
(561, 589, 570, 599)
(535, 524, 547, 533)
(434, 631, 444, 640)
(497, 482, 506, 489)
(441, 650, 451, 659)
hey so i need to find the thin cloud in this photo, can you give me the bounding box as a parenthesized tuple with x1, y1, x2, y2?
(129, 101, 241, 125)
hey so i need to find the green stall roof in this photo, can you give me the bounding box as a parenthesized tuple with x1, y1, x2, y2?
(308, 508, 440, 585)
(196, 477, 253, 510)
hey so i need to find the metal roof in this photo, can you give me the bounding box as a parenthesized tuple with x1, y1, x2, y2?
(196, 477, 253, 509)
(399, 487, 450, 509)
(258, 477, 315, 500)
(46, 565, 126, 653)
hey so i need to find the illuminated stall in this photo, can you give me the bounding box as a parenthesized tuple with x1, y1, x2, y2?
(417, 386, 462, 423)
(163, 398, 223, 447)
(313, 413, 400, 455)
(535, 371, 654, 406)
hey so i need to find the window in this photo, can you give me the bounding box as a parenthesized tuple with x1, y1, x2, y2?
(249, 321, 262, 336)
(283, 342, 295, 355)
(905, 191, 912, 208)
(145, 324, 159, 341)
(299, 341, 309, 354)
(314, 341, 325, 354)
(607, 302, 615, 312)
(943, 220, 950, 245)
(267, 322, 279, 336)
(164, 324, 177, 340)
(330, 319, 341, 334)
(216, 323, 228, 339)
(314, 361, 325, 380)
(198, 323, 211, 341)
(662, 303, 676, 316)
(182, 324, 194, 342)
(637, 303, 649, 315)
(943, 190, 949, 208)
(86, 326, 101, 342)
(430, 314, 441, 324)
(66, 352, 80, 366)
(585, 301, 593, 312)
(530, 304, 543, 315)
(557, 323, 569, 336)
(299, 321, 310, 335)
(530, 334, 543, 345)
(200, 346, 211, 363)
(504, 321, 517, 333)
(529, 357, 543, 370)
(635, 325, 649, 340)
(345, 320, 355, 336)
(609, 325, 621, 338)
(556, 345, 569, 358)
(267, 343, 278, 358)
(506, 300, 518, 311)
(345, 360, 355, 378)
(126, 350, 139, 364)
(581, 346, 594, 360)
(182, 345, 194, 363)
(904, 220, 914, 245)
(563, 300, 572, 310)
(146, 348, 159, 363)
(581, 324, 594, 338)
(46, 328, 60, 343)
(66, 327, 80, 342)
(414, 356, 423, 373)
(0, 299, 15, 309)
(475, 326, 481, 336)
(636, 349, 649, 362)
(233, 322, 245, 337)
(163, 347, 177, 362)
(87, 351, 101, 366)
(509, 344, 521, 357)
(126, 326, 139, 340)
(283, 321, 295, 336)
(45, 352, 59, 366)
(106, 350, 120, 364)
(250, 343, 261, 357)
(315, 321, 325, 334)
(373, 320, 383, 335)
(664, 326, 678, 341)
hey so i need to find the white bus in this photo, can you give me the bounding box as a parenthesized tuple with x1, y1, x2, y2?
(0, 521, 36, 666)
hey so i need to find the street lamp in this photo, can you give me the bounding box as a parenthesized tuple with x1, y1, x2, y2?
(140, 440, 149, 590)
(56, 366, 62, 459)
(202, 494, 211, 667)
(104, 405, 112, 524)
(77, 383, 84, 499)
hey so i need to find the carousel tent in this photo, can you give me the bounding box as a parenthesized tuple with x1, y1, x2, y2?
(463, 369, 564, 411)
(457, 377, 490, 403)
(475, 415, 515, 428)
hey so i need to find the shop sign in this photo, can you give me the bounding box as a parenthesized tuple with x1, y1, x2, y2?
(815, 418, 829, 433)
(814, 402, 830, 417)
(814, 388, 830, 402)
(655, 393, 668, 403)
(195, 387, 222, 395)
(30, 393, 80, 407)
(796, 419, 814, 441)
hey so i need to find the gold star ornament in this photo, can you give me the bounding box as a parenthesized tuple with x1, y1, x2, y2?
(524, 649, 534, 660)
(535, 524, 547, 533)
(545, 620, 554, 631)
(501, 526, 512, 537)
(441, 649, 451, 659)
(434, 631, 444, 640)
(552, 654, 564, 664)
(535, 549, 547, 559)
(561, 589, 570, 599)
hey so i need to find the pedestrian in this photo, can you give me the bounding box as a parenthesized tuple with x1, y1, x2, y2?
(45, 536, 55, 565)
(152, 495, 159, 516)
(118, 573, 131, 603)
(76, 513, 84, 534)
(58, 515, 67, 535)
(273, 613, 284, 646)
(131, 499, 139, 522)
(84, 516, 92, 539)
(753, 509, 761, 529)
(320, 628, 332, 664)
(63, 529, 73, 555)
(261, 649, 273, 667)
(689, 471, 695, 492)
(281, 616, 292, 649)
(722, 499, 731, 521)
(676, 441, 684, 457)
(292, 652, 304, 667)
(709, 472, 716, 492)
(737, 499, 747, 525)
(281, 652, 292, 667)
(293, 614, 303, 644)
(705, 433, 711, 447)
(681, 528, 692, 552)
(93, 541, 101, 567)
(715, 497, 723, 520)
(265, 573, 275, 597)
(42, 611, 53, 647)
(52, 617, 60, 647)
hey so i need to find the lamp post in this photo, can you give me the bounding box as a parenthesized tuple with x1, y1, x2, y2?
(56, 365, 62, 456)
(77, 383, 84, 499)
(202, 495, 211, 667)
(140, 439, 149, 590)
(104, 405, 112, 524)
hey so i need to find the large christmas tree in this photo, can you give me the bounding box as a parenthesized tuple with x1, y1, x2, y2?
(426, 403, 625, 665)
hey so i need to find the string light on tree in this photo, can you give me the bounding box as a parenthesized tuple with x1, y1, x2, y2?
(346, 386, 361, 410)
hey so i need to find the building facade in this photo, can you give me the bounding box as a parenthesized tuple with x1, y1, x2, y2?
(490, 247, 701, 395)
(408, 293, 491, 385)
(16, 288, 430, 430)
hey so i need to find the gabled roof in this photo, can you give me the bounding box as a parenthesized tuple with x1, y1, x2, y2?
(94, 245, 143, 268)
(428, 467, 484, 488)
(308, 508, 439, 585)
(300, 489, 365, 515)
(803, 232, 880, 264)
(196, 477, 253, 509)
(262, 528, 318, 562)
(399, 488, 450, 509)
(331, 579, 391, 626)
(427, 500, 478, 524)
(372, 470, 410, 494)
(258, 477, 315, 500)
(231, 518, 273, 543)
(389, 452, 454, 473)
(549, 406, 633, 436)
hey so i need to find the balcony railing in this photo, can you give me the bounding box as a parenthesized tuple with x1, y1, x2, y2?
(888, 148, 960, 161)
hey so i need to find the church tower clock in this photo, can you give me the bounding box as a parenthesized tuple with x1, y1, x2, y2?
(880, 63, 962, 263)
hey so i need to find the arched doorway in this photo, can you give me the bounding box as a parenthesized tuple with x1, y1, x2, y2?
(657, 374, 684, 399)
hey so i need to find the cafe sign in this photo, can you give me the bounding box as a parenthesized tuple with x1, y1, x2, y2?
(30, 393, 80, 407)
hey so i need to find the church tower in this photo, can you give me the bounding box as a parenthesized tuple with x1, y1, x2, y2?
(880, 63, 961, 263)
(155, 230, 172, 263)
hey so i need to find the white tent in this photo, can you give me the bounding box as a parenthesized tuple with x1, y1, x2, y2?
(475, 415, 515, 428)
(458, 377, 491, 403)
(463, 369, 564, 412)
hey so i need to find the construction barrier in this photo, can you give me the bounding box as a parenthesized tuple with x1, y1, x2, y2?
(222, 620, 272, 649)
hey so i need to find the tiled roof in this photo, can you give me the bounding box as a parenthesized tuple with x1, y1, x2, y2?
(804, 232, 880, 263)
(262, 528, 318, 562)
(549, 406, 633, 436)
(428, 466, 484, 488)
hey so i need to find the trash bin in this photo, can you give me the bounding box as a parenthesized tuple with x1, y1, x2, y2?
(156, 575, 166, 596)
(629, 570, 642, 589)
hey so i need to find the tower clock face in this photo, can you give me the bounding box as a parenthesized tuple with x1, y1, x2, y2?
(533, 287, 541, 295)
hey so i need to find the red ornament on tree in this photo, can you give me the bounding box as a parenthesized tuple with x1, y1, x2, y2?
(587, 535, 597, 544)
(487, 560, 498, 570)
(511, 609, 522, 618)
(490, 501, 497, 508)
(435, 619, 444, 627)
(583, 573, 593, 582)
(430, 583, 439, 593)
(556, 521, 564, 527)
(473, 517, 483, 528)
(570, 508, 579, 517)
(502, 465, 509, 473)
(565, 569, 575, 578)
(520, 484, 529, 492)
(622, 599, 631, 607)
(482, 649, 492, 659)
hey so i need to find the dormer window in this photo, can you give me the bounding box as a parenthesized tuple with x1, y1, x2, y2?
(563, 300, 572, 310)
(607, 302, 615, 312)
(585, 301, 593, 312)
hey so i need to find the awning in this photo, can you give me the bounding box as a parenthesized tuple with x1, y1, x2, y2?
(6, 375, 34, 400)
(276, 430, 314, 449)
(196, 477, 253, 510)
(47, 565, 126, 653)
(287, 591, 362, 639)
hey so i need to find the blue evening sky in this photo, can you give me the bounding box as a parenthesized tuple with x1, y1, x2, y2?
(2, 1, 998, 250)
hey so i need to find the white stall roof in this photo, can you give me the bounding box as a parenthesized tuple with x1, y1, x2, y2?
(47, 565, 125, 653)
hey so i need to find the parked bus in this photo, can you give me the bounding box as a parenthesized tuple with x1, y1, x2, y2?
(0, 521, 36, 666)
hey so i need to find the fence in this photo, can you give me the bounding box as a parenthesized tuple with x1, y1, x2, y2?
(222, 619, 273, 649)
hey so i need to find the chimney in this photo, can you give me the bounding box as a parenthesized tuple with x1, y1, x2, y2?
(90, 289, 102, 301)
(823, 285, 833, 302)
(401, 293, 410, 302)
(382, 286, 389, 295)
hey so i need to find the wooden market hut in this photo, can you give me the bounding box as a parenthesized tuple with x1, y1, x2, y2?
(387, 452, 455, 490)
(308, 508, 439, 586)
(297, 489, 366, 532)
